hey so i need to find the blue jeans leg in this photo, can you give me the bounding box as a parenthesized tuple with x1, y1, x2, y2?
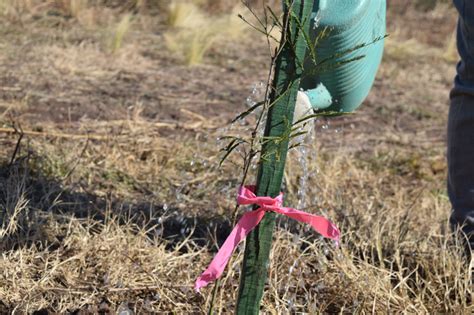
(448, 95, 474, 244)
(449, 0, 474, 247)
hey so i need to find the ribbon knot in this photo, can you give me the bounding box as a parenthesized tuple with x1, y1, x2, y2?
(195, 185, 340, 293)
(236, 185, 283, 208)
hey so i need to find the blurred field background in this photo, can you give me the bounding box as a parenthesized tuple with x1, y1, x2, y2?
(0, 0, 472, 313)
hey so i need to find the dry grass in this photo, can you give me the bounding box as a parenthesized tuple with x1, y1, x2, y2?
(0, 1, 472, 314)
(0, 119, 472, 313)
(0, 0, 252, 65)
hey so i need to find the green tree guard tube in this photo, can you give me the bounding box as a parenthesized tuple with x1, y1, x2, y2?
(236, 1, 314, 313)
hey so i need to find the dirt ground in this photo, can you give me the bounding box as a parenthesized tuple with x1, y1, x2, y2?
(1, 1, 472, 314)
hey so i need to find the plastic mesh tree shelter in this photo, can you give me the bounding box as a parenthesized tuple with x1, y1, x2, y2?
(236, 1, 315, 313)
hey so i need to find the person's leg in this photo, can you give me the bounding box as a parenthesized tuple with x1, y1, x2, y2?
(449, 0, 474, 251)
(448, 95, 474, 249)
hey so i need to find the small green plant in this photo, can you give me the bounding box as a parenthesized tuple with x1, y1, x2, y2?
(163, 2, 248, 65)
(109, 14, 132, 54)
(0, 0, 9, 15)
(0, 0, 32, 21)
(443, 29, 458, 63)
(164, 27, 216, 66)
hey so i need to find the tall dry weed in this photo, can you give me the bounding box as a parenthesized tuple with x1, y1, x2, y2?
(0, 165, 30, 241)
(109, 14, 132, 53)
(164, 2, 249, 65)
(443, 29, 458, 63)
(166, 2, 203, 28)
(62, 0, 88, 18)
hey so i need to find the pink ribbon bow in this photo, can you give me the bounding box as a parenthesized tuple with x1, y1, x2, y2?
(194, 185, 340, 292)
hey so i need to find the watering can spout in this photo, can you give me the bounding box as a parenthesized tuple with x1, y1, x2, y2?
(303, 83, 333, 111)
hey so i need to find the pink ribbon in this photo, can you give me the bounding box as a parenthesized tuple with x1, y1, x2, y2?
(195, 185, 340, 292)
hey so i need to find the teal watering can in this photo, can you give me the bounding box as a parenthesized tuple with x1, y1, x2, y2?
(300, 0, 386, 113)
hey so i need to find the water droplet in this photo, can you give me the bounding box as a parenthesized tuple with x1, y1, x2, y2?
(143, 298, 152, 309)
(287, 298, 295, 309)
(117, 303, 134, 315)
(315, 283, 325, 292)
(103, 273, 110, 285)
(155, 228, 163, 237)
(295, 125, 315, 209)
(313, 10, 322, 29)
